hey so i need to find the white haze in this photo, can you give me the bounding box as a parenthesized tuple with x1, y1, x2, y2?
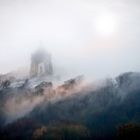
(0, 0, 140, 79)
(3, 79, 88, 124)
(3, 72, 140, 124)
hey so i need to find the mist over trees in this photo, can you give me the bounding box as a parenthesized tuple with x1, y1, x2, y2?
(0, 72, 140, 140)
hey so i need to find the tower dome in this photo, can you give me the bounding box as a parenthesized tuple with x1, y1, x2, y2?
(30, 48, 53, 77)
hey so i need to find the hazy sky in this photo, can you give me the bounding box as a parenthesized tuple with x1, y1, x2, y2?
(0, 0, 140, 79)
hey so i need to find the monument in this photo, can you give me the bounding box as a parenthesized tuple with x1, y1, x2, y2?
(30, 48, 53, 77)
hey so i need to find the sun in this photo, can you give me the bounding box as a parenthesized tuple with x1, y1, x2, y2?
(95, 13, 118, 37)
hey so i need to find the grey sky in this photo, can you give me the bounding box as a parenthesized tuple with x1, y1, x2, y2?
(0, 0, 140, 79)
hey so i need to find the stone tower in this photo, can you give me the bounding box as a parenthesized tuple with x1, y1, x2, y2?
(30, 48, 53, 77)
